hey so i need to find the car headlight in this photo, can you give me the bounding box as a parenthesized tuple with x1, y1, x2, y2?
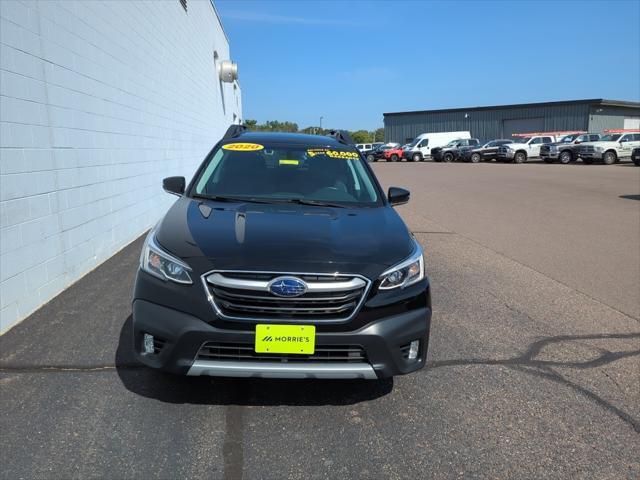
(140, 230, 192, 284)
(379, 240, 425, 290)
(594, 146, 604, 152)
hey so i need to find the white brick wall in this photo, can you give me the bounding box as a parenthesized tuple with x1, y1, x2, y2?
(0, 0, 242, 332)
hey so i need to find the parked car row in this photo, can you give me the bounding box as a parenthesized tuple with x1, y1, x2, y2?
(355, 142, 383, 154)
(577, 132, 640, 165)
(369, 130, 640, 165)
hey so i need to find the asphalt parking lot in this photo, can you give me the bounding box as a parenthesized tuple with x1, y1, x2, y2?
(1, 161, 639, 479)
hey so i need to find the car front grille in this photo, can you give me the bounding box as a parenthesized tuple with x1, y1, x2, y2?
(196, 342, 367, 363)
(202, 271, 370, 322)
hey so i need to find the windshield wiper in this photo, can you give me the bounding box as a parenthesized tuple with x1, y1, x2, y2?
(282, 198, 347, 208)
(192, 194, 274, 204)
(193, 194, 347, 208)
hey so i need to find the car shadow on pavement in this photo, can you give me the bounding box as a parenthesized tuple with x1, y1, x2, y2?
(425, 331, 640, 434)
(619, 194, 640, 201)
(115, 316, 393, 406)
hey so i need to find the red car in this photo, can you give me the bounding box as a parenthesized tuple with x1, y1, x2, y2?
(383, 146, 404, 162)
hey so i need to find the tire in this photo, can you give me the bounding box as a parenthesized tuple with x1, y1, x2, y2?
(412, 153, 422, 162)
(634, 158, 640, 166)
(603, 151, 617, 165)
(443, 152, 454, 163)
(582, 158, 594, 164)
(559, 150, 573, 164)
(390, 154, 399, 162)
(470, 153, 482, 163)
(514, 151, 527, 164)
(366, 154, 375, 162)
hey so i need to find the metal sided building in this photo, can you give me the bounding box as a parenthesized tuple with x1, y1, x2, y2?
(383, 99, 640, 144)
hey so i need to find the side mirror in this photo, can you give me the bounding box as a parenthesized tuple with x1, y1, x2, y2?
(163, 176, 185, 196)
(388, 187, 410, 206)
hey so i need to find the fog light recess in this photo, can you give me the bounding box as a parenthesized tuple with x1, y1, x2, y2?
(143, 333, 155, 354)
(408, 340, 420, 360)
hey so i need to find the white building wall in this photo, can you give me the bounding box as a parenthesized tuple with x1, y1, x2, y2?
(0, 0, 242, 332)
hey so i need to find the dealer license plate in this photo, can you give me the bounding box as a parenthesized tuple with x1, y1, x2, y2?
(255, 324, 316, 354)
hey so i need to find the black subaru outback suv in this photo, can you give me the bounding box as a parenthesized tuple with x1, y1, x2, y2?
(132, 127, 432, 379)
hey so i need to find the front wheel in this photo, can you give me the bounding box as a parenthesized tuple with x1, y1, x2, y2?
(443, 152, 454, 163)
(367, 154, 375, 162)
(470, 153, 482, 163)
(514, 152, 527, 164)
(390, 154, 399, 162)
(559, 150, 573, 164)
(634, 157, 640, 166)
(412, 153, 422, 162)
(603, 151, 617, 165)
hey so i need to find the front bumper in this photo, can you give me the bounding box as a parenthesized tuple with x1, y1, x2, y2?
(132, 295, 431, 379)
(540, 151, 559, 160)
(497, 150, 515, 159)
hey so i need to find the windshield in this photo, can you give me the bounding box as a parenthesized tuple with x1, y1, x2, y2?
(600, 134, 621, 141)
(407, 138, 420, 148)
(559, 134, 578, 143)
(513, 137, 530, 143)
(192, 142, 381, 207)
(444, 140, 459, 147)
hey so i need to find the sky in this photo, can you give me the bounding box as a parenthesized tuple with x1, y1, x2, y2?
(216, 0, 640, 131)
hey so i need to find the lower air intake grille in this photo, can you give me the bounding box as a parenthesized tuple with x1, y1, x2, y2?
(400, 342, 412, 359)
(197, 342, 367, 363)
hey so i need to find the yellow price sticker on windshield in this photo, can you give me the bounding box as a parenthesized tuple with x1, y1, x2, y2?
(279, 159, 299, 165)
(222, 143, 264, 151)
(307, 148, 358, 159)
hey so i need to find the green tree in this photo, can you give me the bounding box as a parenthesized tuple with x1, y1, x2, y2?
(244, 119, 258, 129)
(351, 130, 372, 143)
(374, 128, 385, 142)
(244, 119, 299, 132)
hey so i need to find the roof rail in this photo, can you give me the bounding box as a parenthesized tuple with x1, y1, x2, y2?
(223, 124, 248, 140)
(327, 129, 355, 146)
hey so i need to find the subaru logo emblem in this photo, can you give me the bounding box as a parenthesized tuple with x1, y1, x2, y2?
(268, 276, 308, 297)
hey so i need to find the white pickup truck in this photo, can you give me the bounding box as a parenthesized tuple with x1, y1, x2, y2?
(578, 132, 640, 164)
(496, 135, 556, 163)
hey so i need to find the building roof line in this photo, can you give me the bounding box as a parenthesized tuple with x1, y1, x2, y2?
(209, 1, 230, 44)
(383, 99, 640, 116)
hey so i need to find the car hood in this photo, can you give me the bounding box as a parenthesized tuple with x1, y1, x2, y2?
(155, 197, 414, 279)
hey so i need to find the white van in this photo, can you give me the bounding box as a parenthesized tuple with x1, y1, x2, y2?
(402, 131, 471, 161)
